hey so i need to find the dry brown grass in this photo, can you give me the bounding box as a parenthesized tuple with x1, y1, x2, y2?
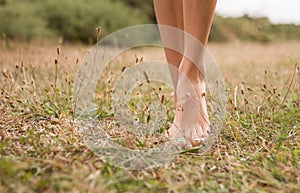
(0, 40, 299, 193)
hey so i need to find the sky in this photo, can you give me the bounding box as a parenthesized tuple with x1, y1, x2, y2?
(216, 0, 300, 24)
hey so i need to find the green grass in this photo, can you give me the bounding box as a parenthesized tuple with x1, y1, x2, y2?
(0, 42, 299, 193)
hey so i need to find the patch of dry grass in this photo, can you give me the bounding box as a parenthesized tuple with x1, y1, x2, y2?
(0, 40, 299, 193)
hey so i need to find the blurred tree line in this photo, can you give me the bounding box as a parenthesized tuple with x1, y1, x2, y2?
(1, 0, 300, 43)
(0, 0, 150, 42)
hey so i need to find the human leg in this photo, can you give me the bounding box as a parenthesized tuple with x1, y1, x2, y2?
(153, 0, 184, 135)
(178, 0, 217, 146)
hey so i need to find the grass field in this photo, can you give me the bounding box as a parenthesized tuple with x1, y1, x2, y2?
(0, 40, 299, 193)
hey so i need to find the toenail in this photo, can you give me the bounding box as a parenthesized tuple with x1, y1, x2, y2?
(191, 139, 203, 147)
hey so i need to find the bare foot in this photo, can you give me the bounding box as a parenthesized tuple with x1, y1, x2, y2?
(166, 100, 182, 137)
(166, 68, 210, 148)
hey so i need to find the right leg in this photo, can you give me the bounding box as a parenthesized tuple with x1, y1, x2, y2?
(153, 0, 184, 135)
(153, 0, 183, 72)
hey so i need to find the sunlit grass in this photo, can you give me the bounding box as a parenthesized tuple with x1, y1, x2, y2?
(0, 41, 299, 192)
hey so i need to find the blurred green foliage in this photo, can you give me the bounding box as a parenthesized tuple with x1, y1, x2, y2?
(0, 0, 149, 42)
(209, 15, 300, 43)
(0, 0, 300, 43)
(113, 0, 155, 22)
(0, 0, 11, 6)
(42, 0, 148, 42)
(0, 1, 51, 40)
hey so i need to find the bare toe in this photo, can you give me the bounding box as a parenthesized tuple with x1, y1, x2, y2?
(191, 137, 204, 147)
(166, 123, 179, 138)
